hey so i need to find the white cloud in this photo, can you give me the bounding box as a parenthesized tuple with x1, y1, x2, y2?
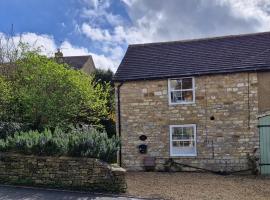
(12, 33, 57, 56)
(60, 41, 89, 56)
(79, 0, 270, 72)
(91, 53, 116, 70)
(0, 32, 115, 70)
(120, 0, 137, 7)
(81, 0, 123, 26)
(81, 23, 112, 42)
(218, 0, 270, 31)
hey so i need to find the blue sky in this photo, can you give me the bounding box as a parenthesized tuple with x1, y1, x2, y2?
(1, 0, 270, 71)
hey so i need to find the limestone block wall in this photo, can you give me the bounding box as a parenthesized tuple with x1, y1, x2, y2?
(258, 72, 270, 113)
(0, 153, 126, 193)
(116, 72, 259, 171)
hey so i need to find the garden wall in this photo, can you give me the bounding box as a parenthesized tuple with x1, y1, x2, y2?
(0, 153, 126, 193)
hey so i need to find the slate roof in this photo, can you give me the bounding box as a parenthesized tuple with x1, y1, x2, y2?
(114, 31, 270, 82)
(62, 55, 94, 70)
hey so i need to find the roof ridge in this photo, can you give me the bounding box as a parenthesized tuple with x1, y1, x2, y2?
(129, 31, 270, 47)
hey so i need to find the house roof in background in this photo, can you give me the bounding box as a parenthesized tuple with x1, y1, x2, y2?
(62, 55, 95, 70)
(113, 31, 270, 82)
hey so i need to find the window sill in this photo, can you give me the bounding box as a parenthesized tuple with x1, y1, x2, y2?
(170, 154, 197, 157)
(169, 101, 195, 105)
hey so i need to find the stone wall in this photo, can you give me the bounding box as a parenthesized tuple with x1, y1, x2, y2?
(116, 72, 259, 171)
(0, 153, 126, 193)
(258, 72, 270, 113)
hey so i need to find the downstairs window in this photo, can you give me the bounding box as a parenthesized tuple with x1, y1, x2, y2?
(170, 124, 197, 156)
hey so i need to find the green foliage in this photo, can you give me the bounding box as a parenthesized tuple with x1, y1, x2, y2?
(0, 122, 29, 139)
(0, 127, 120, 163)
(93, 68, 114, 86)
(0, 76, 12, 119)
(0, 140, 7, 151)
(93, 68, 116, 137)
(68, 127, 120, 163)
(2, 52, 111, 130)
(3, 128, 68, 156)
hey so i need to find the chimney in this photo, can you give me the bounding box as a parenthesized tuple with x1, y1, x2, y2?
(54, 48, 64, 63)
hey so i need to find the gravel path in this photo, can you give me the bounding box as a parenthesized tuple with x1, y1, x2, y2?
(126, 172, 270, 200)
(0, 185, 144, 200)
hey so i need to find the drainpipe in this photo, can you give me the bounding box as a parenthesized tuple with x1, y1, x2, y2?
(117, 82, 124, 166)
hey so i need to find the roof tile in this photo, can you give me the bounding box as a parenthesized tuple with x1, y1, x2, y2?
(114, 32, 270, 81)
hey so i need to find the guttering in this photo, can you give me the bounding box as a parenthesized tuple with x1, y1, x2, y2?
(113, 67, 270, 82)
(116, 82, 124, 167)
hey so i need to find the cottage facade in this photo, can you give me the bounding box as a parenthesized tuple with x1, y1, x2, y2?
(114, 32, 270, 172)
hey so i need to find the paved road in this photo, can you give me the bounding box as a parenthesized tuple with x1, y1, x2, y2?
(0, 185, 145, 200)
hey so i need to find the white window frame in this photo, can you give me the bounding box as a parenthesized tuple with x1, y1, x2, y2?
(168, 77, 195, 105)
(169, 124, 197, 157)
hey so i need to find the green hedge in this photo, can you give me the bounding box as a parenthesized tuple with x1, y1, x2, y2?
(0, 127, 120, 163)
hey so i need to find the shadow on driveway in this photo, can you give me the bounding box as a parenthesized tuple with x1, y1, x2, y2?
(0, 185, 148, 200)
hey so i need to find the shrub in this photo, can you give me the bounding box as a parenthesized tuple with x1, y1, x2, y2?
(0, 122, 29, 139)
(68, 127, 120, 163)
(0, 127, 120, 163)
(0, 140, 7, 151)
(3, 128, 68, 156)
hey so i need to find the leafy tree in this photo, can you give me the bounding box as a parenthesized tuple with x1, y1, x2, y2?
(0, 76, 12, 119)
(93, 68, 114, 86)
(3, 52, 111, 130)
(93, 68, 116, 137)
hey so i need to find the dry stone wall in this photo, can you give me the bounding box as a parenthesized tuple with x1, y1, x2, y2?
(116, 72, 259, 171)
(0, 153, 126, 193)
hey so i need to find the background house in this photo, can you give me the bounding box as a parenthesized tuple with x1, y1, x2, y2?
(54, 49, 95, 75)
(114, 31, 270, 174)
(0, 50, 96, 76)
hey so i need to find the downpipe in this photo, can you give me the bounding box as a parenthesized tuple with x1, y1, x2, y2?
(116, 82, 123, 167)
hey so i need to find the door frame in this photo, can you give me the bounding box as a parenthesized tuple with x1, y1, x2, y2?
(258, 115, 270, 175)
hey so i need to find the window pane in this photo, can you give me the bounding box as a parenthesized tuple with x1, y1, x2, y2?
(170, 79, 182, 90)
(171, 91, 193, 103)
(182, 78, 193, 89)
(182, 91, 193, 102)
(171, 91, 183, 103)
(182, 127, 193, 139)
(172, 127, 182, 140)
(173, 141, 181, 147)
(172, 146, 196, 155)
(183, 141, 191, 147)
(173, 127, 194, 140)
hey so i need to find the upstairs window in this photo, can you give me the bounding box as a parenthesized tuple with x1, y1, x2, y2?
(168, 77, 195, 104)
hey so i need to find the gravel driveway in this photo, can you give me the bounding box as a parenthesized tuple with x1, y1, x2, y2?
(126, 172, 270, 200)
(0, 185, 144, 200)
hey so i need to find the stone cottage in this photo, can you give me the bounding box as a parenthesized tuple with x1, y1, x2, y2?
(113, 31, 270, 173)
(54, 49, 96, 75)
(0, 50, 96, 76)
